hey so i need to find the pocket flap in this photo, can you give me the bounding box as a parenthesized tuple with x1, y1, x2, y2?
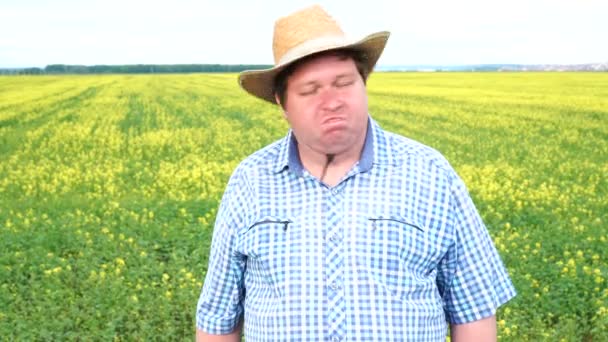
(247, 216, 293, 232)
(367, 214, 424, 232)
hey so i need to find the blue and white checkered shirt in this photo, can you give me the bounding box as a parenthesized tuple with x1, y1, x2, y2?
(196, 117, 516, 341)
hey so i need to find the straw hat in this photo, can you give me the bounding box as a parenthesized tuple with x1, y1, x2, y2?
(238, 5, 390, 104)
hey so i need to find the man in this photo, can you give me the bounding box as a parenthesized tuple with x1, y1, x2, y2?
(196, 5, 516, 342)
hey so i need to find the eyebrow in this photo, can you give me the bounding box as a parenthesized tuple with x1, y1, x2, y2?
(296, 73, 356, 87)
(298, 80, 319, 87)
(335, 73, 355, 79)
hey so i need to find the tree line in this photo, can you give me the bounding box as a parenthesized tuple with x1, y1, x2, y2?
(0, 64, 273, 75)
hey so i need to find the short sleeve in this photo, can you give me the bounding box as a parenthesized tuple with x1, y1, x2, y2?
(196, 169, 251, 334)
(439, 174, 517, 324)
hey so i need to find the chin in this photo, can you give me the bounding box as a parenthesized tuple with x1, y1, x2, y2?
(320, 140, 351, 155)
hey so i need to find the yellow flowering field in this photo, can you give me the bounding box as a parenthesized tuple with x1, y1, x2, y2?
(1, 73, 606, 340)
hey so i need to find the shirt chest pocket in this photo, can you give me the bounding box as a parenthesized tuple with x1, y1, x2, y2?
(352, 214, 436, 300)
(241, 217, 302, 296)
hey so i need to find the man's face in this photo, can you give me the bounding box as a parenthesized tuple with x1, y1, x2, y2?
(280, 53, 369, 157)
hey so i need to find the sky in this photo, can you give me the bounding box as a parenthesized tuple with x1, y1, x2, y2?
(1, 0, 607, 68)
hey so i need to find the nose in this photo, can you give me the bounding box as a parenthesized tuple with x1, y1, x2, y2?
(319, 87, 343, 112)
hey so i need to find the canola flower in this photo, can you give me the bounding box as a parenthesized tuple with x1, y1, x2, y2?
(1, 72, 607, 340)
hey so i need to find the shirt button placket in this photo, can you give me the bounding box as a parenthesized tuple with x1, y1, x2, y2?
(324, 187, 346, 342)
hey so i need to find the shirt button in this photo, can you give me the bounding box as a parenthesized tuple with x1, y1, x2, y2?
(330, 282, 341, 291)
(332, 337, 341, 342)
(328, 234, 340, 242)
(331, 188, 339, 195)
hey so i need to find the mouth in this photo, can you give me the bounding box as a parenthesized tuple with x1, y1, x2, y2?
(322, 116, 346, 125)
(320, 116, 348, 133)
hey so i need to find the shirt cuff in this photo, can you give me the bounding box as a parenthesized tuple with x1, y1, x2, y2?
(446, 282, 517, 324)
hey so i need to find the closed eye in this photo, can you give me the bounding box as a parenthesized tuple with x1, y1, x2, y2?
(335, 80, 354, 88)
(298, 86, 319, 96)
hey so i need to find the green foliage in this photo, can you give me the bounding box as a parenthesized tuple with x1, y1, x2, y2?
(0, 73, 607, 340)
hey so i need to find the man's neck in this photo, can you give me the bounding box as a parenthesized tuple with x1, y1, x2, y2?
(297, 139, 365, 187)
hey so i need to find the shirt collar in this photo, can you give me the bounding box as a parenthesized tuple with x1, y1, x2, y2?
(357, 118, 374, 172)
(273, 116, 390, 174)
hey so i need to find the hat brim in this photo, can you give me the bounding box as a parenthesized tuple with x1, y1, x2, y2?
(238, 31, 390, 104)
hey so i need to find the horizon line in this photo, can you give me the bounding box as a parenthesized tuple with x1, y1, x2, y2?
(1, 61, 608, 69)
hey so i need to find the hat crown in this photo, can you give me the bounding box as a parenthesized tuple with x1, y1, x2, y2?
(239, 5, 389, 104)
(272, 5, 345, 65)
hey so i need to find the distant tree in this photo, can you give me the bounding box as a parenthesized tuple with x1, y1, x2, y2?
(33, 64, 274, 74)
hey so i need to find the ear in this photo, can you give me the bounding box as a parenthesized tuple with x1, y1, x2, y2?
(275, 95, 288, 118)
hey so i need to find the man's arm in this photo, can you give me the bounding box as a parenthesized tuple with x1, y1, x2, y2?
(450, 315, 496, 342)
(196, 319, 243, 342)
(438, 174, 516, 338)
(196, 169, 250, 340)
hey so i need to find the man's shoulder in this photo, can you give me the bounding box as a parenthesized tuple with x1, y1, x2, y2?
(381, 129, 453, 173)
(232, 137, 285, 175)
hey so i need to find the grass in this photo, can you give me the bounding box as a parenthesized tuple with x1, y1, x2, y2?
(0, 72, 607, 340)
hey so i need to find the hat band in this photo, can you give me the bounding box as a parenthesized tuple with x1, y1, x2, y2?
(276, 34, 355, 66)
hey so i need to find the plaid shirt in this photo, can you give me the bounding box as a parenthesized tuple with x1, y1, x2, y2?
(196, 117, 516, 341)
